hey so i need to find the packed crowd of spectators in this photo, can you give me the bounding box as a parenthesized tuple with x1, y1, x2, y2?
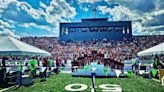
(21, 37, 58, 53)
(133, 35, 164, 62)
(20, 35, 164, 69)
(1, 35, 164, 84)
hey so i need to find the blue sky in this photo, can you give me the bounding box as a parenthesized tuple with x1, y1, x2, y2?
(0, 0, 164, 37)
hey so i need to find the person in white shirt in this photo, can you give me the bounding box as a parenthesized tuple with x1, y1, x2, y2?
(104, 52, 110, 67)
(104, 52, 109, 60)
(24, 57, 29, 66)
(0, 58, 2, 66)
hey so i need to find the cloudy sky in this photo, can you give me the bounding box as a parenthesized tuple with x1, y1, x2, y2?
(0, 0, 164, 37)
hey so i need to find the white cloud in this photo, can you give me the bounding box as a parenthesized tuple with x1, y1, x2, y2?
(98, 4, 145, 34)
(1, 0, 163, 36)
(77, 0, 103, 4)
(0, 28, 20, 38)
(45, 0, 77, 23)
(77, 0, 93, 4)
(0, 0, 77, 37)
(18, 32, 29, 37)
(132, 22, 143, 32)
(97, 6, 108, 15)
(39, 1, 47, 9)
(21, 22, 59, 35)
(149, 9, 164, 17)
(0, 18, 18, 38)
(98, 0, 164, 35)
(0, 20, 15, 28)
(77, 0, 103, 12)
(3, 28, 15, 35)
(0, 0, 16, 14)
(18, 1, 45, 19)
(0, 0, 16, 9)
(98, 5, 139, 21)
(143, 25, 164, 30)
(79, 6, 89, 12)
(21, 23, 37, 28)
(19, 22, 59, 37)
(140, 9, 164, 23)
(2, 0, 77, 26)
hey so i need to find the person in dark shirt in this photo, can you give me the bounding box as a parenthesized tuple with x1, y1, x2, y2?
(2, 57, 7, 67)
(43, 58, 48, 67)
(56, 57, 61, 73)
(42, 58, 48, 80)
(1, 57, 7, 82)
(153, 56, 160, 69)
(56, 57, 60, 67)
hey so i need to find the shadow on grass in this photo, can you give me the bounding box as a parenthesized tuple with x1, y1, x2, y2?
(13, 86, 20, 90)
(40, 79, 46, 82)
(0, 81, 14, 89)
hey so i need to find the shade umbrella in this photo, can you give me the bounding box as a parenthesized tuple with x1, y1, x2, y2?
(138, 42, 164, 56)
(0, 35, 51, 56)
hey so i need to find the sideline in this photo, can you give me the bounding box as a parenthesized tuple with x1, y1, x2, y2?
(0, 85, 19, 92)
(152, 78, 160, 82)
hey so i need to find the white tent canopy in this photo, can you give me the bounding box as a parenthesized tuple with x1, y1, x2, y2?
(0, 35, 51, 56)
(138, 42, 164, 56)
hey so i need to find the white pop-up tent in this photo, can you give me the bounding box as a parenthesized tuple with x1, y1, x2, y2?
(138, 42, 164, 56)
(0, 34, 51, 56)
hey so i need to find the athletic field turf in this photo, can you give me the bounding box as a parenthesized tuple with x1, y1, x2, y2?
(3, 73, 164, 92)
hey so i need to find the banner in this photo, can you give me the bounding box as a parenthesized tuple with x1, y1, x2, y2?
(151, 69, 157, 77)
(115, 70, 121, 78)
(84, 66, 89, 71)
(127, 71, 133, 77)
(104, 68, 108, 76)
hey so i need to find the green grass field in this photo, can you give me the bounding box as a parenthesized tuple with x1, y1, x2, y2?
(3, 73, 164, 92)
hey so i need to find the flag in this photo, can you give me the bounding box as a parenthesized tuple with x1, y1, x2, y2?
(84, 66, 89, 71)
(61, 67, 65, 70)
(127, 71, 133, 77)
(18, 66, 21, 71)
(115, 70, 121, 78)
(132, 59, 135, 65)
(151, 69, 157, 77)
(104, 68, 108, 76)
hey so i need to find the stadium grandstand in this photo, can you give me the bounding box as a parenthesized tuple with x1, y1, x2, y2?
(20, 35, 164, 70)
(59, 18, 132, 41)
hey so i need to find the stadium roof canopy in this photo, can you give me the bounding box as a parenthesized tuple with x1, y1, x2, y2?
(0, 34, 51, 56)
(138, 42, 164, 56)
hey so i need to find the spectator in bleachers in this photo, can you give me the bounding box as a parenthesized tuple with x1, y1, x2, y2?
(20, 35, 164, 69)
